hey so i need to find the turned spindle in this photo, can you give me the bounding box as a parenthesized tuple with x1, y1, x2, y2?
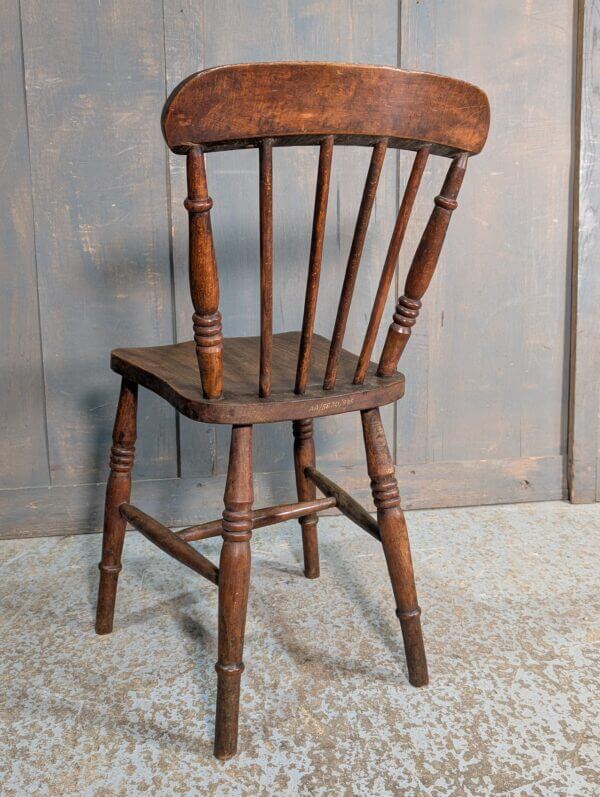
(293, 418, 320, 578)
(361, 408, 428, 686)
(95, 378, 137, 635)
(377, 153, 468, 376)
(295, 136, 334, 395)
(186, 147, 223, 399)
(214, 424, 254, 760)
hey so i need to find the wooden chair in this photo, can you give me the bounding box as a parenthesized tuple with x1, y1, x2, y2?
(95, 62, 489, 759)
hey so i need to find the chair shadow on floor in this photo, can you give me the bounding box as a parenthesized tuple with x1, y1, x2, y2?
(78, 516, 421, 756)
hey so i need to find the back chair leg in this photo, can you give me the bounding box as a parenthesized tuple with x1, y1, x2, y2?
(214, 424, 254, 760)
(292, 419, 320, 578)
(95, 378, 137, 635)
(361, 408, 428, 687)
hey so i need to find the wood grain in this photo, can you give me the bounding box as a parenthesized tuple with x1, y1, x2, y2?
(163, 62, 489, 156)
(259, 138, 274, 398)
(111, 331, 405, 424)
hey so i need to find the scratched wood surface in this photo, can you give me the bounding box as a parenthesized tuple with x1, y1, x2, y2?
(397, 1, 574, 491)
(0, 1, 591, 538)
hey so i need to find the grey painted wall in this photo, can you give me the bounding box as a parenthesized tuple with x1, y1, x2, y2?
(0, 1, 589, 538)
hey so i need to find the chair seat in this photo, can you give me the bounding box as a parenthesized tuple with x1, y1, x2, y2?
(111, 331, 405, 424)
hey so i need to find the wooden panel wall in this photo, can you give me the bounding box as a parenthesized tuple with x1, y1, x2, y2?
(20, 0, 177, 485)
(569, 0, 600, 501)
(0, 1, 590, 539)
(0, 1, 48, 489)
(397, 0, 573, 500)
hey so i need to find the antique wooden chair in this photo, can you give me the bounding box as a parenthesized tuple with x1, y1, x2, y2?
(95, 62, 489, 759)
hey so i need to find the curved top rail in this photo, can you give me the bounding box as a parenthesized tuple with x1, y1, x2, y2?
(162, 62, 490, 157)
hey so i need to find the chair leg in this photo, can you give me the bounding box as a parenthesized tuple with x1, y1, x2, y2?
(214, 424, 253, 760)
(361, 408, 428, 687)
(292, 419, 320, 578)
(95, 378, 137, 635)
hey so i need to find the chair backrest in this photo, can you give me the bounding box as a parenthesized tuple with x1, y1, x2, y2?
(162, 62, 490, 400)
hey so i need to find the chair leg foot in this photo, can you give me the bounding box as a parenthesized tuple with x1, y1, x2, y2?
(361, 408, 428, 687)
(300, 525, 320, 579)
(396, 608, 428, 687)
(95, 379, 137, 635)
(214, 663, 245, 760)
(96, 564, 123, 635)
(214, 424, 253, 760)
(293, 419, 320, 579)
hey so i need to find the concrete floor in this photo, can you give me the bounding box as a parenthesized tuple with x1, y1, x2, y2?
(0, 501, 598, 796)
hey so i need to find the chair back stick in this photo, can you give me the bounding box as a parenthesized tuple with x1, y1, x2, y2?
(377, 153, 468, 376)
(186, 147, 223, 399)
(259, 139, 274, 397)
(354, 146, 430, 385)
(295, 136, 334, 394)
(323, 140, 388, 390)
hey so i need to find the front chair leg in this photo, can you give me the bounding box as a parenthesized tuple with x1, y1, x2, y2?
(214, 424, 254, 760)
(96, 378, 137, 635)
(292, 419, 320, 578)
(361, 408, 428, 687)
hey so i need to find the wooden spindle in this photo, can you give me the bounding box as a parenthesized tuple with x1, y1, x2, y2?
(295, 136, 334, 394)
(323, 140, 388, 390)
(305, 466, 381, 541)
(361, 408, 428, 686)
(95, 378, 137, 635)
(259, 139, 274, 397)
(119, 503, 219, 585)
(214, 424, 254, 760)
(293, 419, 320, 578)
(354, 147, 430, 385)
(176, 497, 336, 542)
(186, 147, 223, 399)
(377, 153, 468, 377)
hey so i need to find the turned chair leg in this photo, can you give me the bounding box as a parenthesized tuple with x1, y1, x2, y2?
(292, 419, 320, 578)
(361, 408, 428, 686)
(95, 378, 137, 635)
(214, 424, 254, 760)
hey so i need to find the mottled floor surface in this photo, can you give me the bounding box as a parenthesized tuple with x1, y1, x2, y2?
(1, 501, 598, 796)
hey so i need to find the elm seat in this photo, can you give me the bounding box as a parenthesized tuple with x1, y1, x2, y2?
(111, 331, 405, 425)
